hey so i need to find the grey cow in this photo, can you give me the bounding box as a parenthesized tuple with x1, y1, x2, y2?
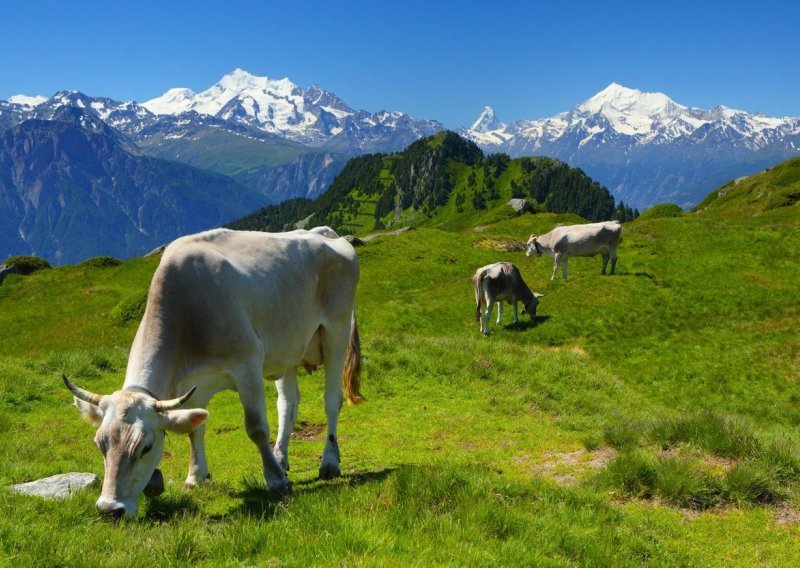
(472, 262, 543, 336)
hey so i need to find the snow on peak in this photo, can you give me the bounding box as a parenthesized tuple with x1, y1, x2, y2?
(142, 87, 197, 114)
(470, 106, 504, 132)
(8, 94, 47, 107)
(575, 83, 685, 135)
(578, 83, 682, 116)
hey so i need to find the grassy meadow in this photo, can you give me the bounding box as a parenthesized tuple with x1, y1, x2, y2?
(1, 184, 800, 565)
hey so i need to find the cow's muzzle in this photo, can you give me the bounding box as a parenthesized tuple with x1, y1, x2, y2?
(96, 496, 128, 519)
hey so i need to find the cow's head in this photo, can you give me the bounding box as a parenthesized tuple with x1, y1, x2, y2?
(62, 374, 207, 519)
(523, 292, 544, 317)
(526, 235, 542, 257)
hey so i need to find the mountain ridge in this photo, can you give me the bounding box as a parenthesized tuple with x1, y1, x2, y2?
(462, 83, 800, 208)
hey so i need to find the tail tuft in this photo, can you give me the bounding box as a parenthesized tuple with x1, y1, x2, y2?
(343, 311, 364, 404)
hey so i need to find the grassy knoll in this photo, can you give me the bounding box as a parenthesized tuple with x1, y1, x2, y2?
(1, 201, 800, 564)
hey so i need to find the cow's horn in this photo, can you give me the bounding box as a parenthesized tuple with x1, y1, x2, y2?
(62, 373, 103, 406)
(154, 386, 197, 412)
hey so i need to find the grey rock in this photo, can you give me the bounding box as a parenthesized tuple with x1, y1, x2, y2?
(507, 198, 534, 214)
(10, 472, 98, 499)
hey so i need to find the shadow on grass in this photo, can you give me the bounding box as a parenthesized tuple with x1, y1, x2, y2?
(144, 492, 200, 521)
(220, 467, 397, 520)
(505, 315, 551, 331)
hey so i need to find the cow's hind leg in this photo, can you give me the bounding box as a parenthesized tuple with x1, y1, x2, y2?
(610, 249, 618, 275)
(482, 299, 494, 336)
(496, 301, 503, 325)
(601, 252, 609, 275)
(237, 360, 290, 492)
(273, 369, 300, 472)
(319, 326, 350, 479)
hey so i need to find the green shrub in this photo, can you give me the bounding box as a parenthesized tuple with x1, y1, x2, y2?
(81, 256, 123, 268)
(754, 438, 800, 482)
(637, 203, 685, 220)
(2, 255, 52, 275)
(724, 461, 784, 505)
(110, 290, 148, 326)
(599, 450, 658, 498)
(653, 456, 720, 510)
(602, 420, 645, 449)
(649, 411, 760, 458)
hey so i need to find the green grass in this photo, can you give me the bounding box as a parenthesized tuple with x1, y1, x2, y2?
(2, 191, 800, 564)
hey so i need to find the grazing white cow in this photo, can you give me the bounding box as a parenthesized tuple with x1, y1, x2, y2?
(63, 227, 362, 518)
(526, 220, 623, 280)
(472, 262, 543, 336)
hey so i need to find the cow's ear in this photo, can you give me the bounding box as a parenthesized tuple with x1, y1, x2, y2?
(160, 409, 209, 434)
(74, 397, 104, 426)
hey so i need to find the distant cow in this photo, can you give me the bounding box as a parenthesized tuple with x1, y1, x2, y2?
(472, 262, 543, 336)
(63, 227, 362, 518)
(526, 220, 623, 280)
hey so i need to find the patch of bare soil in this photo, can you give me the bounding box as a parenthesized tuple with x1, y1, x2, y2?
(291, 421, 325, 441)
(533, 447, 617, 485)
(473, 238, 527, 252)
(546, 345, 588, 357)
(775, 503, 800, 525)
(361, 226, 410, 243)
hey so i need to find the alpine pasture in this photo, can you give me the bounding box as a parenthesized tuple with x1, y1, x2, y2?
(1, 169, 800, 565)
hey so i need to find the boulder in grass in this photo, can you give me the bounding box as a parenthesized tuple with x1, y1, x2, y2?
(507, 198, 535, 214)
(10, 473, 98, 499)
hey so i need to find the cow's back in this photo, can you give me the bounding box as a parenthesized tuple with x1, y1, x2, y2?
(551, 221, 621, 254)
(136, 229, 358, 376)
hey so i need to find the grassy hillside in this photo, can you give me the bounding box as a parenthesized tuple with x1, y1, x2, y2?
(1, 183, 800, 564)
(228, 131, 638, 235)
(138, 127, 310, 178)
(694, 157, 800, 216)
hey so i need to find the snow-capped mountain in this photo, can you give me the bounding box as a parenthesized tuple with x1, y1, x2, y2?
(470, 106, 505, 133)
(142, 68, 444, 150)
(463, 83, 800, 208)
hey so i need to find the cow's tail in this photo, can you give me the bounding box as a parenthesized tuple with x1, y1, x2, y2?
(343, 309, 364, 405)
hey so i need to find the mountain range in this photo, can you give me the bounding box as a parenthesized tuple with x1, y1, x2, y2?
(461, 83, 800, 208)
(1, 70, 799, 263)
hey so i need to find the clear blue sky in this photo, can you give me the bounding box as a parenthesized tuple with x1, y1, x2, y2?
(2, 0, 798, 128)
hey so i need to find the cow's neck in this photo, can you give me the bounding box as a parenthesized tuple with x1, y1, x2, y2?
(536, 238, 555, 258)
(121, 317, 182, 401)
(516, 283, 535, 305)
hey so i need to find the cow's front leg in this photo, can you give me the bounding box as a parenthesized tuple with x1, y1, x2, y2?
(237, 363, 290, 492)
(512, 300, 519, 324)
(185, 424, 210, 488)
(610, 252, 618, 275)
(552, 255, 562, 280)
(273, 369, 300, 472)
(320, 349, 346, 479)
(601, 253, 609, 275)
(184, 387, 214, 488)
(562, 258, 569, 280)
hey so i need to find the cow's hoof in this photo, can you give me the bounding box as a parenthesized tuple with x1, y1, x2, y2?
(266, 477, 291, 494)
(319, 464, 341, 480)
(184, 472, 210, 489)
